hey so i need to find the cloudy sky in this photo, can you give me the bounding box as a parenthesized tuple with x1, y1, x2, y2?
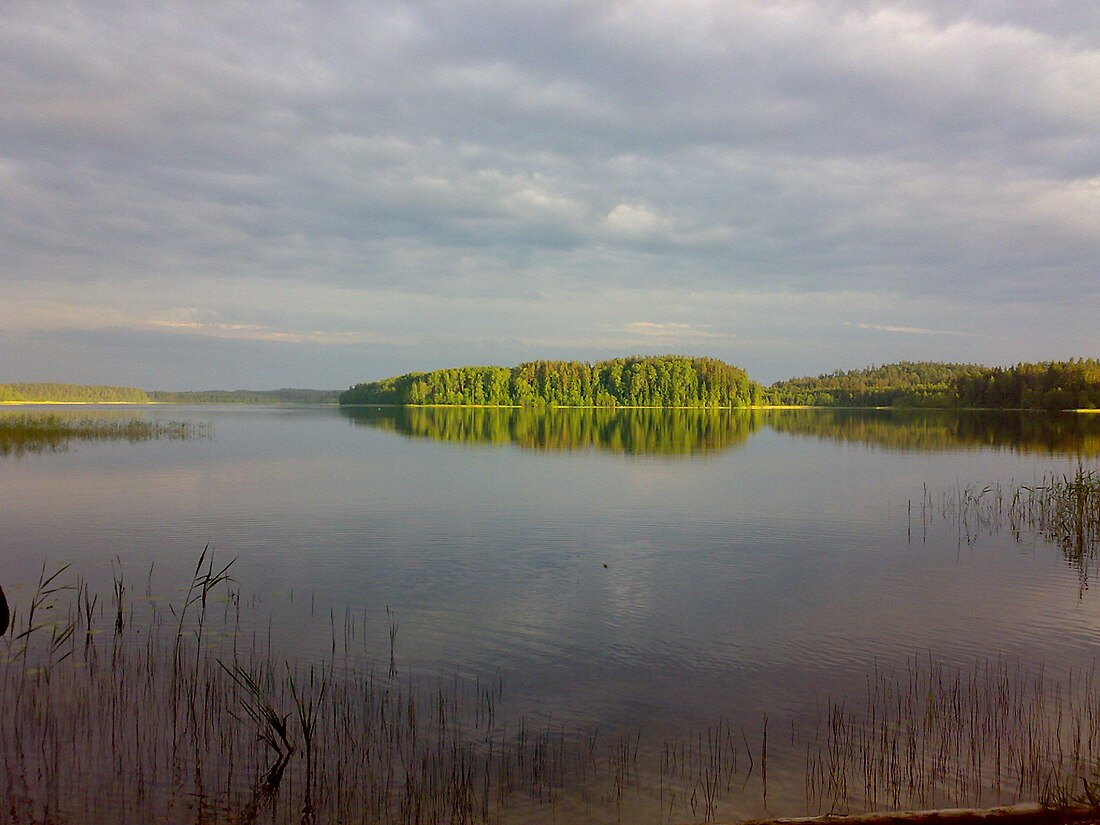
(2, 1, 1098, 389)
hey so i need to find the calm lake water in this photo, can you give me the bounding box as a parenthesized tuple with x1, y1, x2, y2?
(3, 405, 1100, 822)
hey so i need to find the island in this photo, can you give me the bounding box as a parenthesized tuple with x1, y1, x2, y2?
(340, 355, 764, 408)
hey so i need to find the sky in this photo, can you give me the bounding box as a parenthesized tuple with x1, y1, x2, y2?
(2, 1, 1098, 389)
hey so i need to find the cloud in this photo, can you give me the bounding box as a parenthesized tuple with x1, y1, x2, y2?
(845, 322, 976, 337)
(145, 320, 385, 346)
(623, 322, 736, 342)
(604, 204, 669, 236)
(1, 1, 1097, 385)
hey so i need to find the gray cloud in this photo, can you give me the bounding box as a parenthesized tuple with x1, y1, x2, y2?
(1, 1, 1097, 386)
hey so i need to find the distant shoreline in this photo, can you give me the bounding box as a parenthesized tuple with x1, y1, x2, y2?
(0, 400, 158, 406)
(340, 402, 1100, 413)
(5, 400, 1097, 413)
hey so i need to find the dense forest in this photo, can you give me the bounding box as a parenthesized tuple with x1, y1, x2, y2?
(0, 383, 152, 403)
(148, 389, 340, 404)
(340, 356, 764, 408)
(952, 360, 1100, 410)
(768, 362, 986, 407)
(768, 360, 1100, 410)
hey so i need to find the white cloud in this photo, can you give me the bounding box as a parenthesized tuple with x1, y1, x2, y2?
(604, 203, 669, 236)
(145, 320, 386, 346)
(623, 321, 735, 341)
(845, 322, 974, 337)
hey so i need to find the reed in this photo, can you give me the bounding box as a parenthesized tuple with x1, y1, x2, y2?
(1, 557, 652, 823)
(922, 466, 1100, 593)
(4, 558, 1100, 823)
(0, 414, 209, 456)
(804, 657, 1100, 815)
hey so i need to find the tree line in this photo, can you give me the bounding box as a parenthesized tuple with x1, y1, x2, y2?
(767, 362, 986, 407)
(0, 384, 341, 404)
(340, 356, 764, 408)
(952, 360, 1100, 410)
(148, 389, 339, 404)
(8, 357, 1099, 410)
(0, 383, 152, 403)
(767, 360, 1100, 410)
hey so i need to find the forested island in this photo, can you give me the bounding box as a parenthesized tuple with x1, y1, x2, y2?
(340, 356, 763, 407)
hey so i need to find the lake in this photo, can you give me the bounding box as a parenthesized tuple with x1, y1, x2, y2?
(3, 405, 1100, 823)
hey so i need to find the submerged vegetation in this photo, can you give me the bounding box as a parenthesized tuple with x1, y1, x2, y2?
(340, 356, 763, 408)
(5, 552, 1100, 823)
(0, 413, 208, 457)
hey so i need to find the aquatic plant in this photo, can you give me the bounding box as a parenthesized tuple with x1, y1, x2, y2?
(0, 557, 658, 823)
(805, 657, 1100, 814)
(4, 557, 1100, 823)
(0, 413, 209, 456)
(921, 467, 1100, 593)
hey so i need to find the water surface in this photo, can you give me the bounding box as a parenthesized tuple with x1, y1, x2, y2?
(3, 405, 1099, 821)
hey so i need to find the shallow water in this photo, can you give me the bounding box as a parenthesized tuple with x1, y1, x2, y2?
(2, 405, 1099, 821)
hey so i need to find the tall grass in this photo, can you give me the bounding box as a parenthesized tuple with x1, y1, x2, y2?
(4, 557, 1100, 823)
(0, 557, 703, 823)
(0, 414, 209, 456)
(920, 467, 1100, 593)
(805, 658, 1100, 814)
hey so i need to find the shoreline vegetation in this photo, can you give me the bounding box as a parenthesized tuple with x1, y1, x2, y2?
(0, 414, 209, 456)
(6, 543, 1100, 823)
(0, 383, 153, 404)
(149, 388, 341, 404)
(4, 357, 1099, 411)
(0, 384, 340, 405)
(341, 357, 1100, 412)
